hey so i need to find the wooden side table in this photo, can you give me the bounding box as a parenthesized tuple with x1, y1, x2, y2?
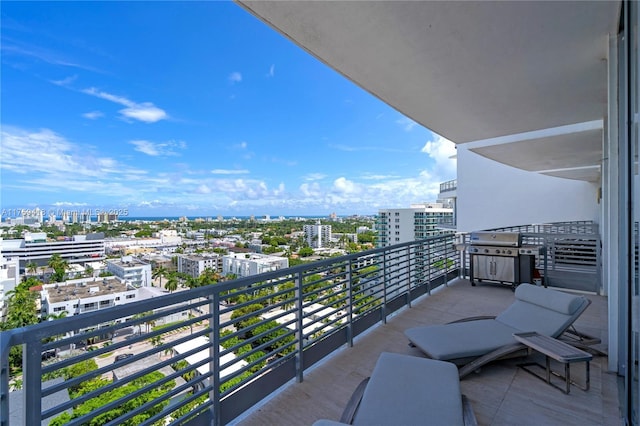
(513, 331, 593, 394)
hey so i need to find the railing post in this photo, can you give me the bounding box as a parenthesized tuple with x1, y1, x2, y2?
(427, 242, 432, 295)
(295, 271, 304, 383)
(209, 292, 221, 426)
(23, 339, 42, 426)
(406, 245, 412, 308)
(444, 237, 449, 287)
(382, 250, 388, 324)
(0, 332, 10, 426)
(346, 260, 353, 348)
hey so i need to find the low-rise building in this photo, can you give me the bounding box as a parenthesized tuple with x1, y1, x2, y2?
(41, 277, 137, 318)
(106, 256, 152, 287)
(177, 254, 222, 278)
(222, 253, 289, 278)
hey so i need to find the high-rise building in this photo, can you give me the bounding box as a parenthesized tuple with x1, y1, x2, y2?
(303, 221, 332, 248)
(377, 203, 454, 248)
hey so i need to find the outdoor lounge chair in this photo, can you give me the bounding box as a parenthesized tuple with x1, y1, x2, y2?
(312, 352, 477, 426)
(404, 283, 593, 378)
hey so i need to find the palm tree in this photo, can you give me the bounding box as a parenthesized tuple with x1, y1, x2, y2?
(84, 264, 94, 278)
(152, 265, 167, 288)
(48, 254, 69, 282)
(149, 335, 164, 359)
(165, 273, 179, 293)
(26, 262, 38, 277)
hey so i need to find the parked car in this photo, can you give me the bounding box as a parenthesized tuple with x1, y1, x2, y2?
(113, 353, 134, 363)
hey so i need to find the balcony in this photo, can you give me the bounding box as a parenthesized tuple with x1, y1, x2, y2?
(439, 179, 457, 193)
(0, 230, 618, 425)
(236, 280, 618, 425)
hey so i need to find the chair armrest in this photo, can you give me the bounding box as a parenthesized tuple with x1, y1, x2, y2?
(339, 377, 370, 424)
(448, 315, 496, 324)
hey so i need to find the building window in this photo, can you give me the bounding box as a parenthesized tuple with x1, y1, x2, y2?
(100, 300, 111, 306)
(126, 294, 135, 299)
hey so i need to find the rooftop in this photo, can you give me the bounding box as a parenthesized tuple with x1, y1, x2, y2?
(44, 278, 131, 303)
(236, 279, 620, 425)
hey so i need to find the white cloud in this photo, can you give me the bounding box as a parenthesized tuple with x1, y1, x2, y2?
(421, 134, 457, 179)
(0, 126, 148, 199)
(82, 87, 168, 123)
(51, 75, 77, 87)
(396, 116, 419, 132)
(332, 177, 359, 194)
(237, 141, 247, 149)
(329, 143, 405, 153)
(299, 182, 321, 197)
(82, 111, 104, 120)
(211, 169, 250, 175)
(52, 201, 88, 207)
(361, 173, 401, 180)
(130, 140, 186, 157)
(229, 72, 242, 84)
(120, 103, 167, 123)
(304, 173, 327, 181)
(195, 184, 211, 194)
(267, 64, 275, 78)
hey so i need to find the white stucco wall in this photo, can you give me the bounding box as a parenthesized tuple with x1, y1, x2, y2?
(456, 146, 600, 232)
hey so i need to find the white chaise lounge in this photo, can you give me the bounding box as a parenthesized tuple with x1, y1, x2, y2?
(313, 352, 476, 426)
(404, 283, 592, 378)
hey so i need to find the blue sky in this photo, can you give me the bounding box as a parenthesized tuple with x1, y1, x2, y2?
(1, 1, 456, 218)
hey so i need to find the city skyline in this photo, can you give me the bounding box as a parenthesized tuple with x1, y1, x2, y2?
(1, 2, 456, 217)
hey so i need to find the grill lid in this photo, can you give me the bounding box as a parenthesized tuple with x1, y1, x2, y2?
(469, 231, 521, 247)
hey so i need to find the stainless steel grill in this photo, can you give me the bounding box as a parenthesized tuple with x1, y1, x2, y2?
(468, 231, 538, 288)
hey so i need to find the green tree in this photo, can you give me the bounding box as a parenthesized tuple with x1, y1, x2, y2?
(84, 264, 94, 278)
(165, 273, 179, 293)
(48, 253, 69, 282)
(299, 246, 314, 257)
(152, 265, 167, 288)
(26, 261, 38, 277)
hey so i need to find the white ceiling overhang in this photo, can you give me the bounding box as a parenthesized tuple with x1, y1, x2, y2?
(237, 1, 620, 181)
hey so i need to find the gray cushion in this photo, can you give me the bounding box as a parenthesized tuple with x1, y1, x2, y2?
(495, 300, 576, 337)
(352, 352, 463, 426)
(514, 283, 585, 315)
(404, 319, 520, 360)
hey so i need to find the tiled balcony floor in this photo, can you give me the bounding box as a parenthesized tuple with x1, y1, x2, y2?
(235, 279, 622, 425)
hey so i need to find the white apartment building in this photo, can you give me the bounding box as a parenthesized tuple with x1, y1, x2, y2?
(177, 254, 222, 278)
(303, 222, 332, 248)
(153, 229, 182, 245)
(106, 256, 152, 287)
(377, 203, 454, 247)
(222, 253, 289, 278)
(41, 277, 137, 318)
(0, 257, 19, 320)
(0, 233, 105, 272)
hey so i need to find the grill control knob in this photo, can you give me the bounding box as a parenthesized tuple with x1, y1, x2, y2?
(507, 250, 512, 255)
(484, 249, 489, 253)
(495, 249, 501, 254)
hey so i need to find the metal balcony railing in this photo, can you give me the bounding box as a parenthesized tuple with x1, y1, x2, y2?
(457, 221, 601, 293)
(439, 179, 457, 193)
(0, 234, 459, 426)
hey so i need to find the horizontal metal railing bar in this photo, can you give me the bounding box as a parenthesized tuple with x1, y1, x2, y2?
(3, 235, 462, 426)
(42, 329, 212, 417)
(99, 363, 212, 426)
(167, 386, 215, 426)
